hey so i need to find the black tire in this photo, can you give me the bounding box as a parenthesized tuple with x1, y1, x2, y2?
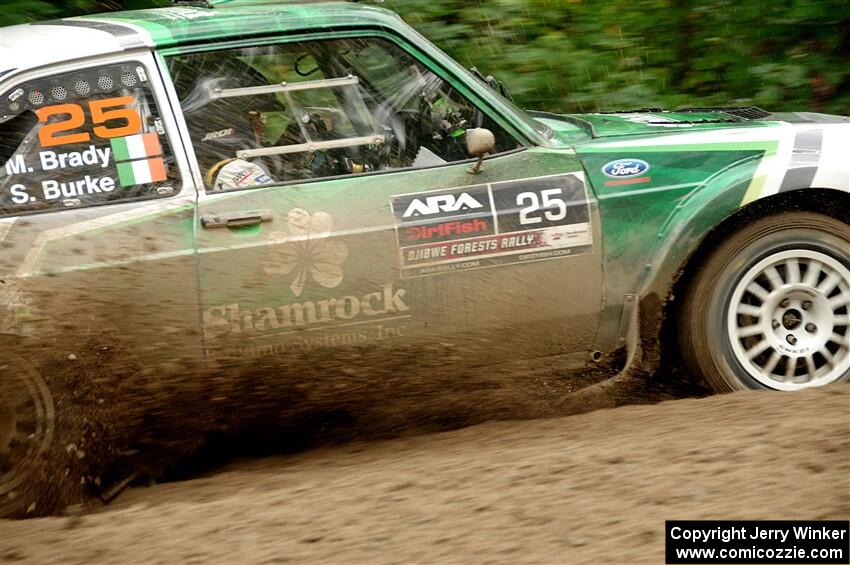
(679, 211, 850, 392)
(0, 351, 57, 518)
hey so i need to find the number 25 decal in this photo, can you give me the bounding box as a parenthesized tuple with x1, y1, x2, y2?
(35, 96, 142, 148)
(517, 188, 568, 225)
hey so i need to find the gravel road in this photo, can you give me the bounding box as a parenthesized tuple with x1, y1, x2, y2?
(1, 385, 847, 564)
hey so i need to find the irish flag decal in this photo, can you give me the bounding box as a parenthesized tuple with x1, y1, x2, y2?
(111, 133, 167, 187)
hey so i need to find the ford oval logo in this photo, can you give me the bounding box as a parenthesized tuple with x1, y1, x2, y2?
(602, 159, 650, 178)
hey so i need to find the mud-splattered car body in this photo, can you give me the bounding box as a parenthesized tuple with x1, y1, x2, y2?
(2, 0, 850, 518)
(1, 3, 849, 417)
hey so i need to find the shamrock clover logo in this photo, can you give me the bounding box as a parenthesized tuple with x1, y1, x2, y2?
(264, 208, 348, 297)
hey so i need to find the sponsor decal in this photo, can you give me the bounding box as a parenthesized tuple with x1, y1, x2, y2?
(263, 208, 348, 297)
(391, 173, 592, 278)
(601, 158, 652, 187)
(202, 282, 409, 340)
(403, 219, 490, 243)
(209, 159, 273, 192)
(212, 320, 411, 358)
(204, 208, 412, 349)
(394, 184, 496, 247)
(111, 133, 167, 186)
(402, 192, 485, 218)
(602, 158, 650, 178)
(232, 169, 269, 187)
(202, 128, 236, 142)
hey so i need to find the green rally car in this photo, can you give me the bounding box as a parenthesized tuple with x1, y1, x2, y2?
(1, 0, 849, 517)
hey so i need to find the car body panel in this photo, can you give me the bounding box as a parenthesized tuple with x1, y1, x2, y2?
(0, 196, 201, 361)
(1, 1, 848, 379)
(195, 148, 602, 367)
(79, 3, 403, 50)
(0, 23, 131, 78)
(559, 111, 781, 139)
(571, 116, 850, 349)
(0, 51, 202, 366)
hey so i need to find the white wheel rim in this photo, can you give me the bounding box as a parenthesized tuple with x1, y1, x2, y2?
(726, 249, 850, 390)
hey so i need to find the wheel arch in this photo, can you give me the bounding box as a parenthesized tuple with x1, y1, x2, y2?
(644, 187, 850, 302)
(625, 186, 850, 372)
(644, 187, 850, 367)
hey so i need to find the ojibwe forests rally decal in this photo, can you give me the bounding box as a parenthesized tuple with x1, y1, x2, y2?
(391, 173, 592, 278)
(3, 94, 165, 208)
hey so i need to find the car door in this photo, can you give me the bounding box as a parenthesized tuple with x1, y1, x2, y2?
(164, 34, 602, 373)
(0, 51, 200, 367)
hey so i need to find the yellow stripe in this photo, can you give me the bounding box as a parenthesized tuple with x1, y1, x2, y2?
(741, 175, 767, 205)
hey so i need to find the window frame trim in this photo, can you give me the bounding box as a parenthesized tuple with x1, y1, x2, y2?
(0, 49, 194, 219)
(158, 29, 537, 196)
(158, 28, 540, 145)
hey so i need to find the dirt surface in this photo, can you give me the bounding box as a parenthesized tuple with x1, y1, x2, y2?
(1, 385, 847, 564)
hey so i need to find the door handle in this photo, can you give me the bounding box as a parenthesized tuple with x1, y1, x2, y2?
(200, 210, 274, 229)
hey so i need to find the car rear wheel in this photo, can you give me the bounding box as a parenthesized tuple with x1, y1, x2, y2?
(679, 211, 850, 392)
(0, 351, 56, 517)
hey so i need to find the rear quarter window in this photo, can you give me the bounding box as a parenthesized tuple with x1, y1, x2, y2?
(0, 63, 180, 218)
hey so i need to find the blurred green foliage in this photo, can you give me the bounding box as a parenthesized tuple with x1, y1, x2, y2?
(3, 0, 849, 114)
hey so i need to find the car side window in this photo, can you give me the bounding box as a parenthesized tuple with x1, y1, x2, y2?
(0, 63, 180, 217)
(167, 37, 520, 192)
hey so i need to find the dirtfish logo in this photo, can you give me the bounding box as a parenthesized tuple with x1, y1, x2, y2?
(602, 159, 650, 178)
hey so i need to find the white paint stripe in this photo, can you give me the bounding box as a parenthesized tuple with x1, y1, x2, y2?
(812, 125, 850, 192)
(590, 125, 791, 149)
(18, 197, 194, 276)
(125, 134, 146, 160)
(131, 159, 154, 184)
(754, 126, 796, 199)
(30, 247, 194, 276)
(0, 220, 12, 245)
(597, 182, 699, 199)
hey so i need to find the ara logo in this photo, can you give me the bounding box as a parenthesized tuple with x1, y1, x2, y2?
(402, 192, 485, 218)
(602, 159, 650, 178)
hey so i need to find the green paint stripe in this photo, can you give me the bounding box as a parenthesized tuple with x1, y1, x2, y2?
(116, 162, 135, 187)
(111, 137, 130, 162)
